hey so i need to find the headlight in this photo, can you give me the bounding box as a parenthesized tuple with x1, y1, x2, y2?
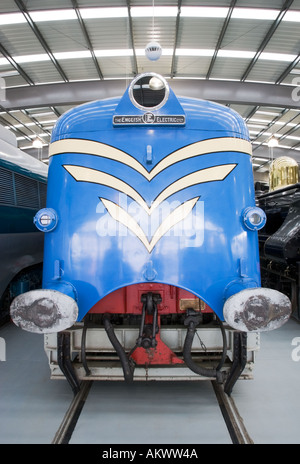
(34, 208, 58, 232)
(242, 206, 266, 231)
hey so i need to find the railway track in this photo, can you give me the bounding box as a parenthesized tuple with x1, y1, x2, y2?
(212, 381, 254, 444)
(52, 380, 253, 445)
(52, 381, 93, 444)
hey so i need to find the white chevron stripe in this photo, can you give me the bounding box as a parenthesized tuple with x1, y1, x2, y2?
(152, 164, 236, 210)
(50, 137, 251, 181)
(64, 165, 149, 212)
(63, 163, 236, 215)
(51, 139, 148, 178)
(101, 197, 199, 253)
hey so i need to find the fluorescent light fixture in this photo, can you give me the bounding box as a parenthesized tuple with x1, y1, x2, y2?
(250, 118, 275, 124)
(13, 122, 37, 128)
(29, 133, 49, 139)
(256, 111, 281, 116)
(180, 7, 228, 18)
(35, 81, 65, 86)
(246, 79, 275, 84)
(30, 9, 77, 22)
(54, 51, 92, 60)
(254, 157, 270, 162)
(38, 119, 57, 124)
(173, 76, 206, 80)
(0, 70, 18, 77)
(231, 8, 279, 20)
(218, 50, 256, 59)
(131, 7, 178, 17)
(211, 77, 240, 82)
(30, 112, 55, 117)
(176, 49, 214, 56)
(285, 135, 300, 141)
(0, 13, 26, 25)
(22, 144, 46, 149)
(80, 7, 128, 19)
(274, 121, 297, 127)
(247, 124, 268, 129)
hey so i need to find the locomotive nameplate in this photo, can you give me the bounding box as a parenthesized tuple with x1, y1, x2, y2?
(113, 112, 185, 126)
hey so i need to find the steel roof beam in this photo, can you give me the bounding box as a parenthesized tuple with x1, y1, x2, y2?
(241, 0, 294, 82)
(252, 109, 300, 153)
(71, 0, 104, 80)
(0, 112, 32, 142)
(0, 43, 34, 86)
(170, 0, 182, 79)
(245, 106, 260, 122)
(206, 0, 237, 80)
(126, 0, 138, 76)
(14, 0, 69, 83)
(276, 54, 300, 84)
(2, 79, 300, 111)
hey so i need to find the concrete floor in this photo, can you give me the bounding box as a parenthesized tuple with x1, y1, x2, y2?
(0, 318, 299, 444)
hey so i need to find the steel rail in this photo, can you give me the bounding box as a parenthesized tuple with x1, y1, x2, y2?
(212, 381, 254, 444)
(52, 381, 93, 444)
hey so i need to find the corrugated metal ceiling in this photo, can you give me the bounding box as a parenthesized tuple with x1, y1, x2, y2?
(0, 0, 299, 172)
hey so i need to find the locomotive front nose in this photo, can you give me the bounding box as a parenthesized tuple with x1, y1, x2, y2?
(223, 287, 291, 332)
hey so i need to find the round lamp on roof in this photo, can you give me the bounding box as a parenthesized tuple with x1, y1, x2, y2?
(145, 41, 162, 61)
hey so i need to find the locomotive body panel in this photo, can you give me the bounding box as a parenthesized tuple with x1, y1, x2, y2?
(10, 74, 292, 393)
(42, 91, 258, 323)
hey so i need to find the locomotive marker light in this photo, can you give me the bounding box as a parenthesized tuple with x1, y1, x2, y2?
(242, 206, 266, 231)
(34, 208, 58, 232)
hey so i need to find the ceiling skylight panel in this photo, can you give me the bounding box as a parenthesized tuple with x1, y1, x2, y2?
(217, 50, 256, 59)
(13, 54, 50, 64)
(282, 11, 300, 22)
(80, 7, 128, 19)
(260, 52, 297, 61)
(54, 51, 92, 60)
(0, 13, 26, 25)
(231, 8, 279, 20)
(94, 49, 133, 57)
(180, 7, 228, 18)
(176, 49, 215, 57)
(131, 7, 178, 17)
(136, 49, 173, 56)
(30, 10, 77, 22)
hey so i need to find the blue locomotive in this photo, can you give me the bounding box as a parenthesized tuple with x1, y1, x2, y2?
(11, 73, 291, 394)
(0, 124, 47, 325)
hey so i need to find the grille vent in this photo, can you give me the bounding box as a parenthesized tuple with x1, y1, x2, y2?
(0, 165, 46, 209)
(0, 167, 15, 205)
